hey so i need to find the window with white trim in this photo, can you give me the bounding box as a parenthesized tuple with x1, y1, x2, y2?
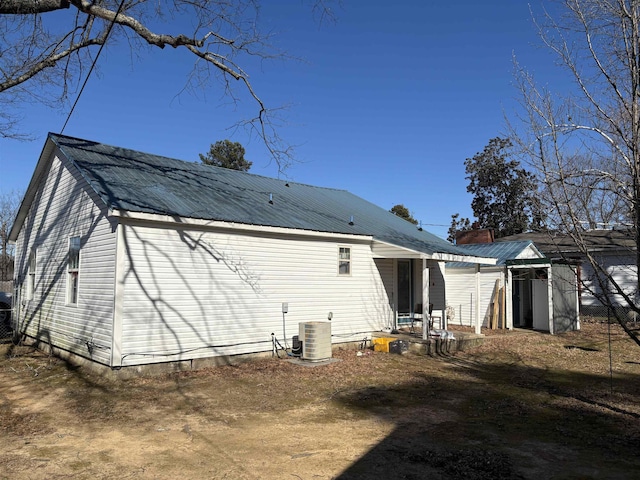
(68, 236, 81, 304)
(338, 246, 351, 275)
(27, 250, 36, 301)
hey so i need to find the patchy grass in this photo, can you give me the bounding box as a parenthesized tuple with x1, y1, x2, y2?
(1, 323, 639, 479)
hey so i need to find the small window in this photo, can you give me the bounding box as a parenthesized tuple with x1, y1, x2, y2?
(68, 236, 81, 304)
(27, 250, 36, 300)
(338, 246, 351, 275)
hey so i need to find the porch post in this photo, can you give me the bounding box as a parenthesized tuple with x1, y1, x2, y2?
(422, 258, 429, 340)
(506, 267, 513, 330)
(475, 264, 481, 334)
(439, 261, 447, 330)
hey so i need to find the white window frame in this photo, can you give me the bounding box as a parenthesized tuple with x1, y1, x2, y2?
(68, 236, 81, 305)
(338, 246, 351, 276)
(27, 249, 36, 301)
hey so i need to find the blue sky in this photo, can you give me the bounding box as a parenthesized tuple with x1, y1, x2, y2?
(0, 1, 561, 239)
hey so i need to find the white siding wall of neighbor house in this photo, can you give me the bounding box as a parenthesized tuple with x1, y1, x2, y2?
(446, 267, 503, 327)
(13, 153, 117, 365)
(117, 222, 392, 366)
(580, 253, 637, 306)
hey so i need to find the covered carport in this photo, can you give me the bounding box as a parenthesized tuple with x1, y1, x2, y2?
(506, 258, 580, 334)
(372, 239, 496, 338)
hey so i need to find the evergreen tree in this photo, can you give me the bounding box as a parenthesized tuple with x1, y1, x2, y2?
(464, 137, 540, 237)
(390, 204, 418, 225)
(200, 140, 252, 171)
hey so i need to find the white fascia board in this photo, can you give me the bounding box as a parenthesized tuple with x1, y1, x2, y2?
(110, 209, 374, 242)
(506, 262, 552, 269)
(430, 252, 498, 264)
(371, 239, 497, 264)
(8, 138, 58, 242)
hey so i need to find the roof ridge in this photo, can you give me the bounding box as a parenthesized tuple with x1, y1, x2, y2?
(48, 132, 350, 194)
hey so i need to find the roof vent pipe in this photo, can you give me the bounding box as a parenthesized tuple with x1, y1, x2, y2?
(349, 215, 354, 226)
(269, 193, 274, 204)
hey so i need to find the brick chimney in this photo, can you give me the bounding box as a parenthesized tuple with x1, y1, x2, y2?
(455, 228, 495, 245)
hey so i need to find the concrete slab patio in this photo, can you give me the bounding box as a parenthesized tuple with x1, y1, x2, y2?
(371, 328, 484, 356)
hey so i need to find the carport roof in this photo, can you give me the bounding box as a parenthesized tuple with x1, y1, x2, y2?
(447, 240, 539, 267)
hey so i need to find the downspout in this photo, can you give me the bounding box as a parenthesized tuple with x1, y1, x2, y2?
(111, 222, 125, 368)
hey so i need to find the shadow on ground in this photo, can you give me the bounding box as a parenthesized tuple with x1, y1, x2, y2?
(333, 355, 640, 480)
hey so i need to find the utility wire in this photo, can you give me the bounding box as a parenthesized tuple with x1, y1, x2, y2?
(60, 0, 127, 134)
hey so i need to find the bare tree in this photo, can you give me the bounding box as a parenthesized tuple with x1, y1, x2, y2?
(0, 1, 335, 167)
(0, 190, 22, 282)
(510, 0, 640, 345)
(542, 152, 631, 230)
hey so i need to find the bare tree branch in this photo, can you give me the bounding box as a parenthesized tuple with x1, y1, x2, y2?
(0, 0, 336, 167)
(0, 0, 70, 14)
(510, 0, 640, 347)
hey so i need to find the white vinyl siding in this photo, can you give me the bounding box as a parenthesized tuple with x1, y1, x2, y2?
(118, 223, 390, 366)
(517, 245, 542, 260)
(13, 153, 117, 365)
(580, 252, 637, 306)
(446, 267, 503, 327)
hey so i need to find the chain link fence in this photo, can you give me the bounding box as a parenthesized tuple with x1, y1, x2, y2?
(580, 304, 639, 324)
(0, 281, 13, 341)
(0, 302, 12, 340)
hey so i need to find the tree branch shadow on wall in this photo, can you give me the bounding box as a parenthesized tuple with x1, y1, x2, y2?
(11, 158, 268, 383)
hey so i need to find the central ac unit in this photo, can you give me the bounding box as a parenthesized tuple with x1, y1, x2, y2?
(299, 321, 332, 362)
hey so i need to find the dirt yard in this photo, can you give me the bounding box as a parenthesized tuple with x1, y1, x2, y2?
(1, 323, 639, 480)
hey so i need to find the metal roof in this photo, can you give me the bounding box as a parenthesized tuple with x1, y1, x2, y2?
(496, 230, 635, 253)
(45, 133, 479, 259)
(447, 240, 537, 268)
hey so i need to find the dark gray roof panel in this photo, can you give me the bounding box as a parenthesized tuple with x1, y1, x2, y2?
(496, 230, 635, 253)
(49, 133, 470, 257)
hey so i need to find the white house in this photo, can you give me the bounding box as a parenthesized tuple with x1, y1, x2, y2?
(9, 134, 494, 371)
(446, 240, 580, 334)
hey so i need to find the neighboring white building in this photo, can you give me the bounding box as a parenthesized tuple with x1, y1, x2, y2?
(9, 134, 493, 371)
(496, 230, 637, 313)
(446, 240, 580, 334)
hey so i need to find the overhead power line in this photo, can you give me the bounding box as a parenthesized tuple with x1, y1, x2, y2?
(60, 0, 126, 134)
